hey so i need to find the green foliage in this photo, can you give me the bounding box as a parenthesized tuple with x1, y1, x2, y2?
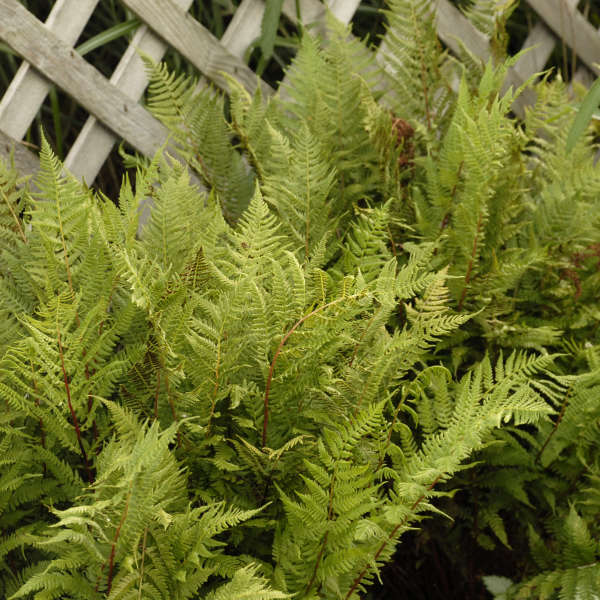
(380, 0, 453, 135)
(260, 0, 285, 61)
(566, 75, 600, 153)
(1, 4, 600, 600)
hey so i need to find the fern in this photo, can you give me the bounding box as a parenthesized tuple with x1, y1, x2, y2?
(380, 0, 453, 133)
(1, 4, 600, 600)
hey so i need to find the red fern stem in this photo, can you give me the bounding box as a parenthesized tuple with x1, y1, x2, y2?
(263, 295, 360, 448)
(57, 328, 93, 484)
(106, 490, 131, 595)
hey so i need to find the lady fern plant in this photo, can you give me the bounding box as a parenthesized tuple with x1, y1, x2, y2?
(0, 2, 599, 599)
(377, 2, 600, 597)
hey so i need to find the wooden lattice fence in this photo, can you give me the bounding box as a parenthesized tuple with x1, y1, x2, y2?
(0, 0, 599, 184)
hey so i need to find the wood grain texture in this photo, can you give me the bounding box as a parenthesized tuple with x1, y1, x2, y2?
(282, 0, 325, 24)
(508, 0, 580, 116)
(0, 0, 99, 141)
(435, 0, 541, 116)
(221, 0, 265, 60)
(0, 129, 40, 176)
(0, 0, 170, 158)
(435, 0, 490, 62)
(527, 0, 600, 76)
(325, 0, 362, 25)
(121, 0, 273, 97)
(512, 22, 559, 82)
(65, 0, 194, 184)
(2, 0, 596, 182)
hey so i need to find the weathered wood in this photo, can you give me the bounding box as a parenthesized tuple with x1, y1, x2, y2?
(282, 0, 326, 24)
(1, 0, 598, 183)
(65, 0, 194, 184)
(376, 1, 491, 75)
(0, 0, 170, 159)
(527, 0, 600, 77)
(0, 0, 99, 141)
(325, 0, 363, 25)
(572, 13, 600, 89)
(65, 0, 351, 185)
(0, 129, 39, 176)
(434, 1, 540, 115)
(120, 0, 273, 97)
(509, 0, 579, 116)
(283, 0, 363, 27)
(435, 0, 491, 62)
(512, 22, 558, 83)
(222, 0, 265, 60)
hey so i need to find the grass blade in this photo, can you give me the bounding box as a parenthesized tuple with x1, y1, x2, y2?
(566, 75, 600, 153)
(260, 0, 284, 60)
(75, 19, 140, 57)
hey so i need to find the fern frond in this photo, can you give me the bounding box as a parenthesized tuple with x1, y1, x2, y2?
(262, 122, 336, 264)
(380, 0, 453, 131)
(205, 564, 289, 600)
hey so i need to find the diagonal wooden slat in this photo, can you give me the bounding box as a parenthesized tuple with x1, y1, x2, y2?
(527, 0, 600, 77)
(377, 1, 538, 116)
(66, 0, 272, 185)
(283, 0, 326, 23)
(512, 22, 561, 83)
(510, 0, 579, 113)
(0, 0, 170, 158)
(0, 130, 40, 176)
(324, 0, 363, 24)
(27, 0, 364, 185)
(434, 1, 536, 115)
(0, 0, 99, 141)
(222, 0, 266, 59)
(120, 0, 274, 97)
(281, 0, 362, 25)
(1, 0, 598, 182)
(435, 0, 490, 61)
(64, 0, 194, 184)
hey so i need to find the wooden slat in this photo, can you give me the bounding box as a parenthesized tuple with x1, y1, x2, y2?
(0, 0, 99, 141)
(65, 0, 194, 184)
(509, 0, 579, 116)
(512, 22, 559, 82)
(526, 0, 600, 76)
(435, 0, 491, 62)
(324, 0, 362, 24)
(283, 0, 326, 24)
(376, 1, 538, 116)
(573, 15, 600, 89)
(0, 130, 39, 176)
(434, 1, 539, 115)
(66, 0, 349, 185)
(67, 0, 276, 184)
(282, 0, 362, 25)
(0, 0, 169, 159)
(376, 1, 491, 76)
(120, 0, 273, 97)
(2, 0, 597, 183)
(222, 0, 265, 59)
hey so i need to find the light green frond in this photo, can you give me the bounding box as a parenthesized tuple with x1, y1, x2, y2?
(262, 122, 336, 263)
(206, 565, 289, 600)
(380, 0, 453, 131)
(280, 18, 381, 208)
(334, 203, 392, 284)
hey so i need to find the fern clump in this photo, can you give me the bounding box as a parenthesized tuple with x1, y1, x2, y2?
(1, 4, 600, 600)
